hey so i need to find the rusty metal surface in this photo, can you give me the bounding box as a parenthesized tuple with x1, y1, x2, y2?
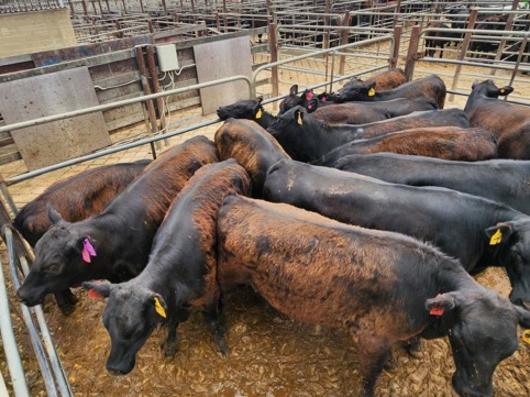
(194, 36, 253, 115)
(0, 67, 111, 170)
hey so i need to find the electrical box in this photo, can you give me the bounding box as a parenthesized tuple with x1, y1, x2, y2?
(156, 44, 179, 72)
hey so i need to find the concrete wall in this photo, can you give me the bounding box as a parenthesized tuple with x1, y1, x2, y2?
(0, 9, 76, 58)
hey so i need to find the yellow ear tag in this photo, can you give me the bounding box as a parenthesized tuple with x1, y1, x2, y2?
(255, 108, 263, 119)
(489, 229, 503, 246)
(154, 296, 167, 319)
(523, 330, 530, 345)
(368, 87, 376, 97)
(296, 112, 303, 126)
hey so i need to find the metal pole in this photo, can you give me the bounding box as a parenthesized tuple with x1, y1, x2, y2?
(449, 9, 478, 101)
(390, 24, 402, 68)
(146, 46, 169, 145)
(404, 25, 421, 81)
(338, 12, 352, 76)
(269, 22, 279, 110)
(490, 0, 519, 76)
(0, 255, 30, 397)
(135, 47, 160, 155)
(507, 35, 528, 95)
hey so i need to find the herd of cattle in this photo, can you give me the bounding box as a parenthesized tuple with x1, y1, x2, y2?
(12, 69, 530, 397)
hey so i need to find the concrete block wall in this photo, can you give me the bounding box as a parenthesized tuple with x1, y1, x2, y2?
(0, 9, 76, 58)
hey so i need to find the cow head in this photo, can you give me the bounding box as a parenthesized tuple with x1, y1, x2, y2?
(332, 78, 377, 102)
(279, 84, 302, 114)
(471, 80, 514, 99)
(485, 219, 530, 308)
(425, 288, 529, 397)
(83, 281, 167, 375)
(268, 106, 313, 161)
(217, 97, 265, 121)
(17, 206, 98, 306)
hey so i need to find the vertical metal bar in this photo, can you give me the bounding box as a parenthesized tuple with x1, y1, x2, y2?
(404, 24, 421, 81)
(135, 47, 160, 156)
(121, 0, 127, 14)
(139, 0, 144, 13)
(330, 51, 336, 93)
(393, 0, 401, 27)
(161, 0, 167, 13)
(269, 22, 279, 110)
(0, 256, 30, 397)
(506, 35, 528, 97)
(450, 9, 478, 101)
(323, 0, 331, 83)
(491, 0, 519, 76)
(338, 12, 351, 76)
(390, 24, 402, 68)
(146, 46, 168, 144)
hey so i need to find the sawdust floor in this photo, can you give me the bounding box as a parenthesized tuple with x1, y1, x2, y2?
(1, 47, 530, 397)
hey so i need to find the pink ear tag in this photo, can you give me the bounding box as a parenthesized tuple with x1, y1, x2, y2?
(305, 90, 315, 100)
(88, 289, 103, 300)
(82, 238, 97, 264)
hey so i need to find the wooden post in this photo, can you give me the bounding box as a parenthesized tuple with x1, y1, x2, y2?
(82, 0, 88, 15)
(105, 0, 110, 12)
(269, 22, 279, 109)
(449, 9, 478, 101)
(404, 25, 421, 81)
(91, 1, 98, 15)
(135, 47, 160, 153)
(390, 24, 402, 68)
(97, 0, 103, 14)
(69, 0, 75, 16)
(146, 46, 168, 144)
(121, 0, 127, 14)
(161, 0, 167, 13)
(393, 0, 401, 28)
(338, 12, 351, 76)
(139, 0, 144, 13)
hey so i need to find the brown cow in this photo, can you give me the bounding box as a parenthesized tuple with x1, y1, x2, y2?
(215, 119, 290, 195)
(17, 136, 218, 313)
(357, 67, 407, 91)
(465, 80, 530, 159)
(14, 160, 150, 247)
(217, 195, 529, 397)
(316, 127, 497, 165)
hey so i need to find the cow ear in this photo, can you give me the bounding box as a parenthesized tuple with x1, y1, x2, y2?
(289, 84, 299, 96)
(498, 86, 514, 96)
(514, 305, 530, 328)
(306, 98, 319, 112)
(256, 96, 263, 103)
(471, 80, 480, 90)
(294, 108, 305, 126)
(47, 205, 63, 225)
(425, 292, 460, 316)
(151, 293, 167, 319)
(82, 281, 112, 298)
(485, 222, 514, 246)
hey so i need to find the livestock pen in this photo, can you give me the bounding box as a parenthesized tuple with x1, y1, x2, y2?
(0, 0, 529, 396)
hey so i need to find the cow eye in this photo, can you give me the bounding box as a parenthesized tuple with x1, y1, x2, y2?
(44, 262, 64, 274)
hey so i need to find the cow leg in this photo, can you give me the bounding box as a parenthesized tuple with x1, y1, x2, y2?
(203, 297, 228, 355)
(355, 333, 391, 397)
(162, 307, 189, 358)
(54, 288, 78, 315)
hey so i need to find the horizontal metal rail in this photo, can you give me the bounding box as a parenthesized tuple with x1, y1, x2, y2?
(0, 75, 252, 135)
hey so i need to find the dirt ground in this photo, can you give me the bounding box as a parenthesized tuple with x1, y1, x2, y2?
(1, 40, 530, 397)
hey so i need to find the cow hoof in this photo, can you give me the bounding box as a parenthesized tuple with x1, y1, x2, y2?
(215, 338, 229, 356)
(58, 302, 76, 316)
(404, 338, 422, 357)
(162, 341, 178, 358)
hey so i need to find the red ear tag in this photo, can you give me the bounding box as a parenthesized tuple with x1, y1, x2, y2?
(88, 288, 103, 300)
(429, 307, 444, 316)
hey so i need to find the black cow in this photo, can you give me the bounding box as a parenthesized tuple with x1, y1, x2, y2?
(267, 106, 469, 162)
(278, 85, 333, 114)
(332, 75, 447, 109)
(263, 159, 530, 307)
(17, 137, 218, 309)
(217, 97, 276, 129)
(330, 153, 530, 214)
(84, 160, 250, 375)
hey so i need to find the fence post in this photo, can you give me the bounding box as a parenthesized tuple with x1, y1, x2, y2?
(338, 12, 351, 76)
(393, 0, 401, 28)
(135, 47, 160, 155)
(390, 24, 402, 69)
(139, 0, 144, 13)
(449, 8, 478, 101)
(161, 0, 167, 13)
(323, 0, 331, 85)
(491, 0, 519, 76)
(121, 0, 127, 14)
(404, 25, 421, 81)
(269, 22, 279, 109)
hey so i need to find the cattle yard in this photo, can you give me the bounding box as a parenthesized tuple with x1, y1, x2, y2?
(0, 0, 530, 396)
